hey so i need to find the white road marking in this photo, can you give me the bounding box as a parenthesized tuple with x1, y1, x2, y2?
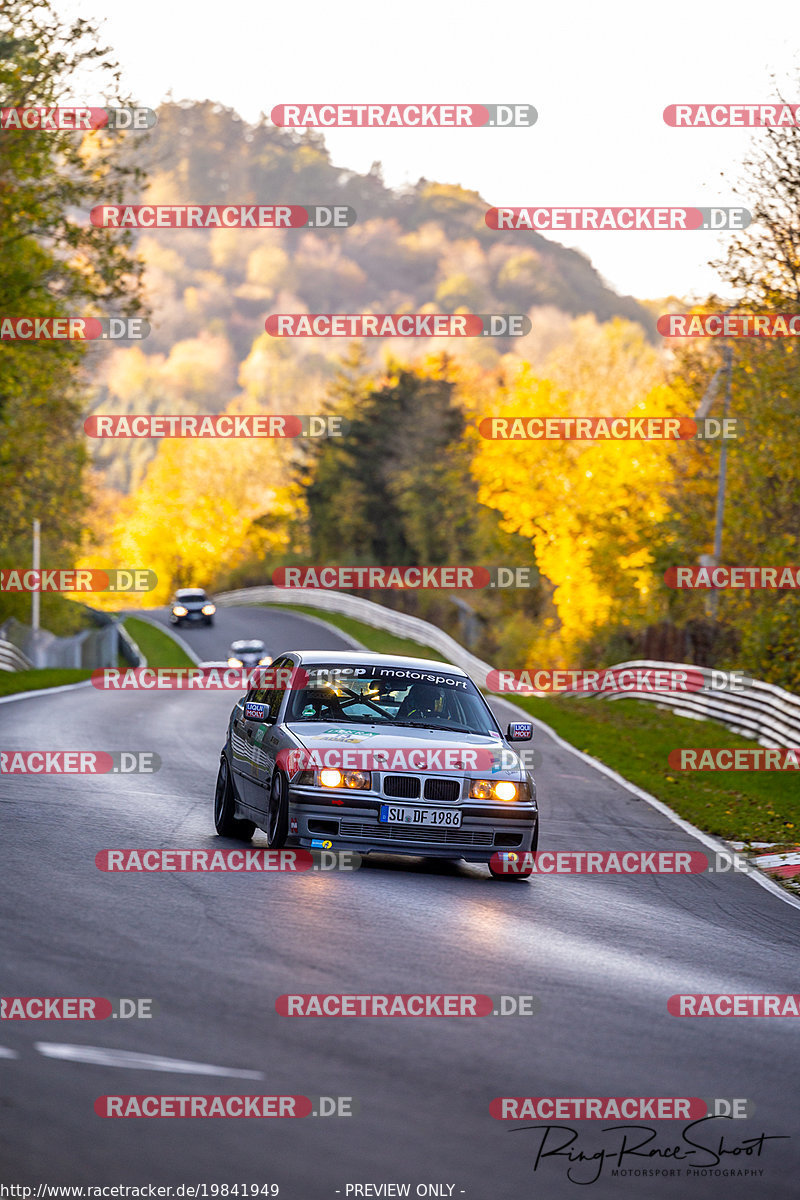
(0, 1046, 19, 1058)
(34, 1044, 263, 1078)
(494, 696, 800, 912)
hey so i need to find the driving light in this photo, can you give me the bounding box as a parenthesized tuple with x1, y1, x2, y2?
(469, 779, 518, 801)
(494, 780, 518, 802)
(228, 657, 244, 667)
(318, 768, 371, 789)
(258, 656, 273, 666)
(172, 606, 188, 616)
(319, 769, 343, 788)
(202, 604, 216, 615)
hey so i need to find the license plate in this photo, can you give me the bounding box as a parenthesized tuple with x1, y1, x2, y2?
(379, 805, 462, 828)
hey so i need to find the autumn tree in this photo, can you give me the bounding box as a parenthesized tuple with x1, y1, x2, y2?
(0, 0, 146, 568)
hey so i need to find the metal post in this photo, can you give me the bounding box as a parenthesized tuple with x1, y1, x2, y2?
(32, 519, 40, 631)
(709, 345, 733, 618)
(713, 344, 732, 563)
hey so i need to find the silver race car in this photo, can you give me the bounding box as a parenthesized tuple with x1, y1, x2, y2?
(213, 651, 538, 878)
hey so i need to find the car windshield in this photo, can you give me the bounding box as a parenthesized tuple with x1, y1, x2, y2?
(177, 590, 205, 601)
(285, 663, 499, 736)
(233, 642, 264, 653)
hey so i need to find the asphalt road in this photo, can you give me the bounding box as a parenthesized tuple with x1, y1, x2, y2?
(1, 605, 798, 1197)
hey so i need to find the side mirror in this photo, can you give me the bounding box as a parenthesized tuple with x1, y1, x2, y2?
(244, 701, 269, 722)
(506, 721, 533, 741)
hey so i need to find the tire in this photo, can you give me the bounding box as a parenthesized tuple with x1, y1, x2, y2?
(205, 617, 214, 626)
(266, 768, 289, 849)
(214, 753, 255, 840)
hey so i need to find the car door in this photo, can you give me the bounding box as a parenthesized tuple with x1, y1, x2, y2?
(248, 657, 293, 817)
(230, 684, 268, 809)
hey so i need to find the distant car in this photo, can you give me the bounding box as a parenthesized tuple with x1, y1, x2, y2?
(213, 650, 538, 879)
(227, 639, 273, 668)
(170, 588, 216, 627)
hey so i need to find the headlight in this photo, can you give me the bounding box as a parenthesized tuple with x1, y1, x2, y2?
(258, 656, 273, 666)
(318, 768, 371, 790)
(172, 605, 188, 616)
(228, 657, 243, 668)
(469, 779, 519, 802)
(202, 604, 216, 615)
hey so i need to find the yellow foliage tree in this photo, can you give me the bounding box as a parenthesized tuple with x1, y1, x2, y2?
(471, 319, 689, 663)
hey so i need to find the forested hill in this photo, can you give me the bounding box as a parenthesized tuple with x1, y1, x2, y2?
(88, 99, 654, 492)
(131, 100, 651, 327)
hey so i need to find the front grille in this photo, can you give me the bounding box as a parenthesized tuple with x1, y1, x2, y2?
(383, 775, 421, 799)
(339, 820, 494, 846)
(423, 778, 460, 803)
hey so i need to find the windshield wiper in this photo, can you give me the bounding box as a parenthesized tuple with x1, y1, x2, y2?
(389, 721, 479, 735)
(288, 716, 384, 724)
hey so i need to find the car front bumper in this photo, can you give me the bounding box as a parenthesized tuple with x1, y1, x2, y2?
(286, 787, 537, 862)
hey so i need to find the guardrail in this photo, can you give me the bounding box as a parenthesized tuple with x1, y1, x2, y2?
(116, 620, 147, 668)
(214, 587, 800, 749)
(569, 660, 800, 750)
(0, 616, 117, 668)
(0, 639, 34, 671)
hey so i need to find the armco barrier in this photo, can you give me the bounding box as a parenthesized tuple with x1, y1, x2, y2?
(574, 660, 800, 751)
(116, 620, 146, 668)
(214, 588, 800, 750)
(0, 616, 117, 669)
(0, 638, 33, 671)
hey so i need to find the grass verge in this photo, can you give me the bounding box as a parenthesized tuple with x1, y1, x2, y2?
(508, 693, 800, 846)
(122, 617, 196, 668)
(0, 669, 92, 698)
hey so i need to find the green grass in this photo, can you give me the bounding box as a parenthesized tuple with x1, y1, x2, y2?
(0, 668, 92, 697)
(263, 604, 448, 661)
(508, 693, 800, 846)
(122, 617, 196, 668)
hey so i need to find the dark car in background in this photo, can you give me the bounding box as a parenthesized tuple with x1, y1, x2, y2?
(170, 588, 216, 627)
(227, 639, 272, 667)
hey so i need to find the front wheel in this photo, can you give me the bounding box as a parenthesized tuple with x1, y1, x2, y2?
(266, 769, 289, 848)
(214, 753, 255, 839)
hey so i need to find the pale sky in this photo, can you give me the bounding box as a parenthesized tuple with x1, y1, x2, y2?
(53, 0, 800, 300)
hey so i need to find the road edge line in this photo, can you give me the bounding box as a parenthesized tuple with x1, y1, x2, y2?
(0, 680, 93, 705)
(493, 696, 800, 913)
